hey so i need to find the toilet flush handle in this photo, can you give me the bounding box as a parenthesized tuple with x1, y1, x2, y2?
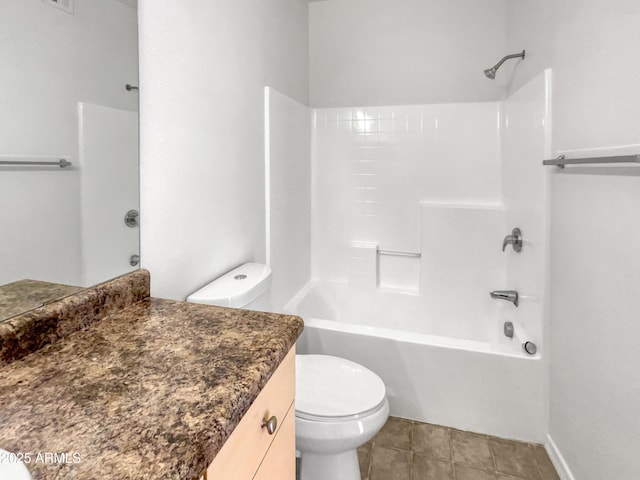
(261, 415, 277, 435)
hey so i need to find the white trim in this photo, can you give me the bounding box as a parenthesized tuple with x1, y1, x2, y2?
(264, 87, 271, 266)
(546, 434, 576, 480)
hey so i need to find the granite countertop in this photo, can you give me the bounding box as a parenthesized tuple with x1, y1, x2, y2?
(0, 298, 303, 479)
(0, 280, 84, 321)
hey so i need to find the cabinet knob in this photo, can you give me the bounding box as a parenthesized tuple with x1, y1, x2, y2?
(261, 416, 277, 435)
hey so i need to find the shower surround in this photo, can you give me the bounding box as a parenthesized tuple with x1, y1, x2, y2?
(311, 100, 505, 343)
(268, 71, 551, 442)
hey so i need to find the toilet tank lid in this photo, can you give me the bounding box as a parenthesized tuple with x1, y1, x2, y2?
(186, 263, 272, 308)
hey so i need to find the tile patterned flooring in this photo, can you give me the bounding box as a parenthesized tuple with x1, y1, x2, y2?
(357, 417, 561, 480)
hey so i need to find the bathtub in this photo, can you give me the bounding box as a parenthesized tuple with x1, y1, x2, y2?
(286, 280, 547, 443)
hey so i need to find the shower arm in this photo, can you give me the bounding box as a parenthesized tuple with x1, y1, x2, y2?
(491, 50, 526, 70)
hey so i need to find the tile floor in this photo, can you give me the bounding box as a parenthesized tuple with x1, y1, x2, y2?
(357, 417, 561, 480)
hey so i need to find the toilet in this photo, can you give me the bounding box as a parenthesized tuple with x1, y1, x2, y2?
(295, 354, 389, 480)
(187, 263, 390, 480)
(0, 449, 32, 480)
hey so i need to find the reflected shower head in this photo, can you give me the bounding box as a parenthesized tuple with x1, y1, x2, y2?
(484, 50, 525, 79)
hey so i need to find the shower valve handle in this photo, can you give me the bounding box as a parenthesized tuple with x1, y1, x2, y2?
(502, 228, 523, 252)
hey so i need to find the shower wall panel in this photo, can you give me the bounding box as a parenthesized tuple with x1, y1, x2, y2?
(420, 203, 507, 342)
(79, 103, 139, 287)
(500, 70, 551, 354)
(266, 88, 311, 310)
(312, 102, 502, 285)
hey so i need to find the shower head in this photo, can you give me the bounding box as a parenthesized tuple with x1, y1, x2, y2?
(484, 50, 525, 79)
(484, 67, 497, 79)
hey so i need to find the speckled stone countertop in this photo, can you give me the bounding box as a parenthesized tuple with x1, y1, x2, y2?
(0, 279, 84, 321)
(0, 295, 303, 479)
(0, 271, 151, 366)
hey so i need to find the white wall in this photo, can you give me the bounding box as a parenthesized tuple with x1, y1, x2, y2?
(309, 0, 508, 107)
(139, 0, 309, 300)
(266, 88, 311, 310)
(0, 0, 138, 287)
(264, 0, 309, 105)
(507, 2, 640, 479)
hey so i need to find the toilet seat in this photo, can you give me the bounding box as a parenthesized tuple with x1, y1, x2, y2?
(296, 355, 386, 421)
(296, 396, 387, 422)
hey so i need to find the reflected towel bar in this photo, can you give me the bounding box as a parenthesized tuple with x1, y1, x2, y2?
(0, 158, 72, 168)
(543, 154, 640, 168)
(377, 249, 421, 258)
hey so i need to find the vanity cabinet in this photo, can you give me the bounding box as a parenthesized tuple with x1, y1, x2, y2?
(205, 347, 296, 480)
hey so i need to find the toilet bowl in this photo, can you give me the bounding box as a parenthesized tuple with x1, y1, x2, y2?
(187, 264, 389, 480)
(296, 354, 389, 480)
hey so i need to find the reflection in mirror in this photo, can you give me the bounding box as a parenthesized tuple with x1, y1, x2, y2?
(0, 0, 139, 321)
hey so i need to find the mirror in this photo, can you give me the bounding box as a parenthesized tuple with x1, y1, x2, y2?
(0, 0, 139, 321)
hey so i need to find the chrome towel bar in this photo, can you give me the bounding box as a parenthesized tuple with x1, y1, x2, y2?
(542, 154, 640, 168)
(0, 158, 71, 168)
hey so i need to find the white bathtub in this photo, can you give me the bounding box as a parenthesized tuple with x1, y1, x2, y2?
(286, 280, 547, 443)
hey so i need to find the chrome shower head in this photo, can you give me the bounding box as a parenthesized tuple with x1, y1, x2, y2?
(484, 50, 525, 80)
(484, 67, 497, 79)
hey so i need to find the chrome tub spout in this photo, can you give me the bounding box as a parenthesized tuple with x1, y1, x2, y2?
(490, 290, 519, 307)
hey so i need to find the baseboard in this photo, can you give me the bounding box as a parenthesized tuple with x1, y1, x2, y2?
(546, 434, 576, 480)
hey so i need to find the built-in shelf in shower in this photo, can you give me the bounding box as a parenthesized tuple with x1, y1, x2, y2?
(377, 249, 420, 295)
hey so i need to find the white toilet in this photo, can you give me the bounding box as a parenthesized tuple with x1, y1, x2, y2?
(0, 449, 32, 480)
(187, 263, 390, 480)
(295, 354, 389, 480)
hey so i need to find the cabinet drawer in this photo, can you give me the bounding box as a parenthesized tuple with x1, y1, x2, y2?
(253, 403, 295, 480)
(206, 347, 295, 480)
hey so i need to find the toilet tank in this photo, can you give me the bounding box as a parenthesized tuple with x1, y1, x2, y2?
(186, 263, 272, 311)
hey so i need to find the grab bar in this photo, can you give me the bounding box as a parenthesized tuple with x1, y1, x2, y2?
(0, 158, 71, 168)
(542, 154, 640, 168)
(377, 249, 421, 258)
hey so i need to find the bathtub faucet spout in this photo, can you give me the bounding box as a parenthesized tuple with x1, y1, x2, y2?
(490, 290, 519, 307)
